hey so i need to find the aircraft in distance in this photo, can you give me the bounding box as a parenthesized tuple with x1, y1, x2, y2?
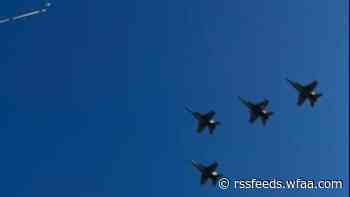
(192, 160, 222, 185)
(185, 107, 221, 134)
(286, 79, 322, 107)
(238, 97, 273, 126)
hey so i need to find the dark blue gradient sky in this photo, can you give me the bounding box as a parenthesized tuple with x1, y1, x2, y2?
(0, 0, 348, 196)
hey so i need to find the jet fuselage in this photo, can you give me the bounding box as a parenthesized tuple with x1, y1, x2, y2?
(245, 102, 269, 119)
(252, 105, 267, 117)
(291, 82, 316, 99)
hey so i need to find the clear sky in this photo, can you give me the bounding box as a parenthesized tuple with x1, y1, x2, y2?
(0, 0, 348, 196)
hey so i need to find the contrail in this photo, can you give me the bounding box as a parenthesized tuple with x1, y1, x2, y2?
(0, 18, 10, 24)
(0, 2, 51, 24)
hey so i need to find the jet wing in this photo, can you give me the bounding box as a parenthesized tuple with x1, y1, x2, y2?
(297, 94, 307, 106)
(239, 97, 252, 108)
(200, 174, 209, 185)
(196, 122, 206, 133)
(249, 111, 258, 123)
(208, 162, 218, 171)
(257, 99, 269, 109)
(204, 111, 215, 120)
(286, 79, 303, 92)
(305, 80, 318, 91)
(192, 160, 205, 172)
(192, 112, 204, 120)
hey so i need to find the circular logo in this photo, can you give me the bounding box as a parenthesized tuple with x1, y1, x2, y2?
(218, 177, 230, 190)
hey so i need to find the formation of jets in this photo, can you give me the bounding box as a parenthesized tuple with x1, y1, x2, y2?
(188, 79, 323, 187)
(1, 2, 328, 191)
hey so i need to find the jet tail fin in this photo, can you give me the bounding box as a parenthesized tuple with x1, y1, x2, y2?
(261, 112, 273, 126)
(310, 93, 322, 107)
(208, 121, 220, 135)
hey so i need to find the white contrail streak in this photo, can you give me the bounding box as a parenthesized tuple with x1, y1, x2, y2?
(12, 10, 41, 20)
(0, 2, 51, 24)
(0, 18, 10, 24)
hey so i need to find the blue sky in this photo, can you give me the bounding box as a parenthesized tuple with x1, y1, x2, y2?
(0, 0, 348, 196)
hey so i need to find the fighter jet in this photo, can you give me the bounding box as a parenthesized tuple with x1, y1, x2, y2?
(238, 97, 273, 126)
(286, 79, 322, 107)
(185, 107, 221, 134)
(192, 160, 222, 185)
